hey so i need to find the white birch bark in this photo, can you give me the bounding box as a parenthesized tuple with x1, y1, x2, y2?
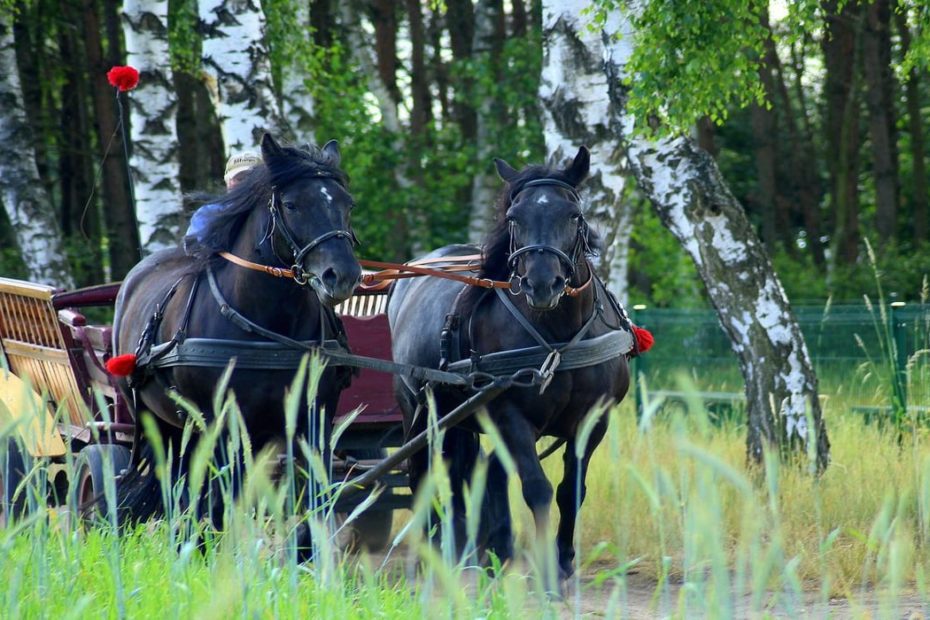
(280, 2, 314, 145)
(200, 0, 287, 152)
(467, 0, 500, 244)
(123, 0, 184, 253)
(540, 4, 631, 303)
(0, 20, 73, 287)
(544, 1, 829, 468)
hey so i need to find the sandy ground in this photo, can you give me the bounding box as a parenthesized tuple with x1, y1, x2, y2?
(362, 547, 928, 619)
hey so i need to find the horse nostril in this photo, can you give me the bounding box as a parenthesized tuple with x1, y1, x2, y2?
(320, 267, 338, 289)
(552, 276, 566, 292)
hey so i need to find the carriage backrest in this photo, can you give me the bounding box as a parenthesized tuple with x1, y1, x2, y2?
(0, 277, 89, 427)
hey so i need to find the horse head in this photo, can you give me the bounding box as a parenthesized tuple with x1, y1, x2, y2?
(260, 133, 362, 306)
(494, 146, 592, 311)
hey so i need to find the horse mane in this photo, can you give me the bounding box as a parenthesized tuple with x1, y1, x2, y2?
(457, 163, 602, 316)
(187, 143, 348, 259)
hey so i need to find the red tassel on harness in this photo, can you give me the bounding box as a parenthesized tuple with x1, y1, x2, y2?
(105, 353, 137, 377)
(633, 326, 654, 354)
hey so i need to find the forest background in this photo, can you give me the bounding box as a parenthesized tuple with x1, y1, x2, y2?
(0, 0, 928, 309)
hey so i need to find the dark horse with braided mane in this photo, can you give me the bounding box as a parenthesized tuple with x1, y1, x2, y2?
(389, 147, 634, 588)
(111, 133, 361, 524)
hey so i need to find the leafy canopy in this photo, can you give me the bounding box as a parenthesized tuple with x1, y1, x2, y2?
(585, 0, 930, 136)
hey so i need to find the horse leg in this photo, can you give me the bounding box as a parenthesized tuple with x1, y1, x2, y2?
(479, 452, 514, 568)
(445, 427, 479, 560)
(295, 405, 335, 562)
(555, 419, 607, 580)
(496, 409, 558, 593)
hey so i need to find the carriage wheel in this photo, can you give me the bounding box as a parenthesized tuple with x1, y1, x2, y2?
(0, 439, 29, 528)
(76, 444, 131, 518)
(337, 449, 394, 552)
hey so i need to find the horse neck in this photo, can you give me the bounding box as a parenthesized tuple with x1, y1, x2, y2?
(218, 208, 323, 334)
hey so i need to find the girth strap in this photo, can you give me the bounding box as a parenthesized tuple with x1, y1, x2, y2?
(206, 267, 469, 386)
(446, 329, 633, 377)
(149, 338, 343, 370)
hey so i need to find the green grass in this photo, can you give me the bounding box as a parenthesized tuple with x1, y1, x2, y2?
(4, 363, 930, 617)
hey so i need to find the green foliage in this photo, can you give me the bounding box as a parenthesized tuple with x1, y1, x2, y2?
(628, 194, 702, 308)
(294, 26, 545, 260)
(587, 0, 771, 135)
(899, 1, 930, 76)
(167, 0, 200, 74)
(770, 242, 930, 304)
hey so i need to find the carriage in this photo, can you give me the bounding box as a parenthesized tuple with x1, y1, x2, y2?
(0, 275, 402, 547)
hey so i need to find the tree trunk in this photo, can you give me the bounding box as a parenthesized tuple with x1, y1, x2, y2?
(310, 0, 335, 49)
(280, 1, 315, 145)
(371, 0, 401, 106)
(468, 0, 505, 243)
(0, 18, 73, 287)
(539, 4, 632, 303)
(862, 0, 898, 242)
(895, 7, 929, 244)
(822, 0, 863, 265)
(85, 0, 138, 279)
(751, 7, 790, 254)
(428, 6, 451, 122)
(778, 33, 825, 265)
(123, 0, 183, 253)
(446, 0, 476, 143)
(200, 0, 287, 152)
(545, 2, 829, 468)
(340, 0, 411, 259)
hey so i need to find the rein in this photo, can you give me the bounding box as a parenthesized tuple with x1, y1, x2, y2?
(216, 251, 593, 298)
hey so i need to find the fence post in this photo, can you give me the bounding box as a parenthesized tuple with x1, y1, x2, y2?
(632, 304, 647, 418)
(890, 301, 908, 419)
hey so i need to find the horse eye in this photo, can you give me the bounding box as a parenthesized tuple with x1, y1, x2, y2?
(283, 201, 297, 211)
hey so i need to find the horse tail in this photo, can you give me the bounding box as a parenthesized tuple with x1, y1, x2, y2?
(116, 413, 186, 524)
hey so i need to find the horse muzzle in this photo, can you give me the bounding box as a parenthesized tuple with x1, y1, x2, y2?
(308, 263, 362, 307)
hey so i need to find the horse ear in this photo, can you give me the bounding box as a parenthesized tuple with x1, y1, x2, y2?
(261, 133, 284, 161)
(563, 146, 590, 186)
(321, 140, 341, 167)
(494, 158, 519, 182)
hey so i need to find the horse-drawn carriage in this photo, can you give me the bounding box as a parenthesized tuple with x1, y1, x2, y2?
(1, 136, 646, 584)
(0, 275, 401, 546)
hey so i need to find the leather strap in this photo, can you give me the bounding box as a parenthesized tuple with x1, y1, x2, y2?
(219, 251, 295, 279)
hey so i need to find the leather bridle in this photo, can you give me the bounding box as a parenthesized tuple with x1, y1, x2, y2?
(506, 178, 593, 297)
(264, 188, 358, 286)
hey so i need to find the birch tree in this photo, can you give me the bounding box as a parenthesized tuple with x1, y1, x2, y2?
(540, 4, 632, 302)
(0, 18, 73, 287)
(123, 0, 183, 252)
(200, 0, 287, 152)
(467, 0, 502, 243)
(553, 1, 829, 468)
(276, 1, 314, 145)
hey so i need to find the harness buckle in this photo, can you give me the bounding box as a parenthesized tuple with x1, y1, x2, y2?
(291, 265, 311, 286)
(538, 349, 561, 394)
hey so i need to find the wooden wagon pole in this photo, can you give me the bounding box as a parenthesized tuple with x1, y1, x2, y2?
(336, 382, 508, 500)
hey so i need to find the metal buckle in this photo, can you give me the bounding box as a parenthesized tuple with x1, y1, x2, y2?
(291, 265, 310, 286)
(538, 349, 561, 394)
(508, 274, 523, 296)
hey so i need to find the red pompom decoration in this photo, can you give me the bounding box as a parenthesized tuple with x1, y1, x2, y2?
(107, 65, 139, 92)
(632, 326, 654, 354)
(105, 353, 137, 377)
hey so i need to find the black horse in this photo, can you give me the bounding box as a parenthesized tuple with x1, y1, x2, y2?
(388, 147, 632, 586)
(112, 133, 362, 523)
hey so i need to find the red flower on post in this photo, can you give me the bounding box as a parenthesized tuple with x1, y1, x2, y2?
(107, 65, 139, 92)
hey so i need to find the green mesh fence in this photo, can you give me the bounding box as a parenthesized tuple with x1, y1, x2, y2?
(631, 303, 930, 410)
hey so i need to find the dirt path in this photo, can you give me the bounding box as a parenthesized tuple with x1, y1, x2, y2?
(365, 549, 927, 618)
